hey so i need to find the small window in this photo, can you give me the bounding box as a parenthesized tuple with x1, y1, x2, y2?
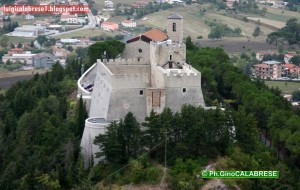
(140, 90, 144, 95)
(138, 48, 142, 53)
(173, 22, 176, 32)
(183, 88, 186, 93)
(170, 55, 172, 60)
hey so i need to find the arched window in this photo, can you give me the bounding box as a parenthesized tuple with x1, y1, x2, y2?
(173, 23, 176, 32)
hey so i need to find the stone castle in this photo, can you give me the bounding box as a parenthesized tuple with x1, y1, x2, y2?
(77, 14, 206, 165)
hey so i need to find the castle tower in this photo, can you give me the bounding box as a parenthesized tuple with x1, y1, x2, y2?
(167, 14, 183, 44)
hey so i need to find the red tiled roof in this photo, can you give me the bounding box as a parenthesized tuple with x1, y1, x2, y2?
(122, 20, 134, 24)
(102, 21, 118, 26)
(254, 64, 269, 69)
(284, 63, 298, 69)
(10, 48, 23, 52)
(142, 29, 168, 42)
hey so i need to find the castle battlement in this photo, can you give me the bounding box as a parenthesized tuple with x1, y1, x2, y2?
(151, 41, 186, 49)
(104, 58, 150, 64)
(79, 13, 206, 168)
(114, 73, 149, 78)
(165, 71, 198, 77)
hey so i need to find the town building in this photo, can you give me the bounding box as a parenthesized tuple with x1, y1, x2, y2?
(101, 21, 119, 31)
(10, 25, 46, 37)
(33, 52, 56, 68)
(61, 13, 78, 24)
(24, 14, 35, 20)
(79, 38, 95, 46)
(121, 20, 137, 28)
(8, 48, 24, 55)
(14, 0, 29, 4)
(60, 38, 81, 44)
(256, 50, 277, 61)
(33, 20, 51, 27)
(78, 14, 206, 166)
(132, 0, 150, 8)
(253, 60, 283, 79)
(226, 0, 238, 8)
(104, 0, 114, 9)
(2, 51, 36, 65)
(284, 52, 297, 64)
(69, 1, 79, 5)
(283, 63, 299, 78)
(52, 46, 71, 66)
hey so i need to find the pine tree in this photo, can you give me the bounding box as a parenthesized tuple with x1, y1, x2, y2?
(123, 112, 141, 159)
(142, 110, 161, 156)
(75, 95, 88, 137)
(94, 121, 126, 164)
(252, 26, 261, 38)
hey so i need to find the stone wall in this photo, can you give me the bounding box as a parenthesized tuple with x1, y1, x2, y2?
(121, 40, 150, 59)
(106, 88, 148, 122)
(150, 41, 186, 67)
(167, 17, 183, 44)
(80, 118, 109, 167)
(89, 61, 113, 118)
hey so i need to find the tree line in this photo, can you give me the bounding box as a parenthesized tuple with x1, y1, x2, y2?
(0, 62, 90, 189)
(267, 18, 300, 45)
(0, 21, 19, 35)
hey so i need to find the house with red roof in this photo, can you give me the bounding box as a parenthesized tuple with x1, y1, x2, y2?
(8, 48, 24, 55)
(101, 21, 119, 31)
(61, 13, 78, 24)
(283, 63, 299, 78)
(132, 0, 150, 8)
(122, 28, 168, 59)
(121, 20, 137, 28)
(122, 14, 183, 59)
(256, 50, 277, 61)
(253, 61, 283, 79)
(284, 52, 297, 63)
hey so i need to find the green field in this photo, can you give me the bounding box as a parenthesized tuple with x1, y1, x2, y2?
(138, 5, 276, 40)
(265, 81, 300, 94)
(6, 36, 33, 44)
(258, 4, 300, 21)
(53, 28, 114, 39)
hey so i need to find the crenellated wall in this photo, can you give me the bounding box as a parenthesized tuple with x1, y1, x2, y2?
(164, 69, 205, 112)
(79, 13, 207, 167)
(105, 57, 150, 65)
(89, 60, 150, 121)
(150, 41, 186, 67)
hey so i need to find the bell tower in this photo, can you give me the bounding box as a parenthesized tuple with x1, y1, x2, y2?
(167, 14, 183, 44)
